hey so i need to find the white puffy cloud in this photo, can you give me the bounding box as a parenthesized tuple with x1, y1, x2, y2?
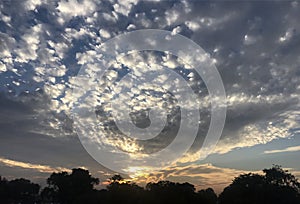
(99, 29, 111, 39)
(185, 21, 200, 31)
(57, 0, 96, 23)
(113, 0, 139, 17)
(24, 0, 43, 11)
(0, 32, 15, 66)
(15, 24, 42, 63)
(279, 28, 294, 43)
(0, 61, 7, 72)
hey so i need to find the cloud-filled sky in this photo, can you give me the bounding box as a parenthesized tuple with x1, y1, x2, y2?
(0, 0, 300, 192)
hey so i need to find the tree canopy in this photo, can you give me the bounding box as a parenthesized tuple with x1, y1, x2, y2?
(219, 165, 300, 204)
(0, 176, 40, 204)
(41, 168, 99, 204)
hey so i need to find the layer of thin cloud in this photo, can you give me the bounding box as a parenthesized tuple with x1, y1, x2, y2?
(264, 145, 300, 154)
(130, 163, 258, 193)
(0, 157, 70, 173)
(130, 163, 300, 193)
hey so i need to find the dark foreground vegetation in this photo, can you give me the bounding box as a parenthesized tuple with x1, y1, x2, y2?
(1, 165, 300, 204)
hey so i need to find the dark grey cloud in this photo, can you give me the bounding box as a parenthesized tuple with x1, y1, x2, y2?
(0, 92, 112, 183)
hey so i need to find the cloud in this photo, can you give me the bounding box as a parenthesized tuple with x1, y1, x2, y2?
(99, 29, 111, 39)
(57, 0, 96, 23)
(131, 163, 300, 193)
(113, 0, 139, 17)
(24, 0, 43, 11)
(0, 0, 300, 180)
(0, 157, 70, 173)
(264, 146, 300, 154)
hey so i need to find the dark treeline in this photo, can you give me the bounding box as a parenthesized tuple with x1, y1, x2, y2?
(1, 165, 300, 204)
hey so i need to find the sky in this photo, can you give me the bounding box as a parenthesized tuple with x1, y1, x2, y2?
(0, 0, 300, 193)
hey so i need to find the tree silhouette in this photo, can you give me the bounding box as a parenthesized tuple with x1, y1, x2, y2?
(197, 188, 218, 204)
(105, 174, 145, 204)
(0, 176, 8, 203)
(264, 165, 300, 191)
(219, 165, 300, 204)
(0, 176, 40, 204)
(1, 165, 299, 204)
(145, 180, 203, 204)
(41, 168, 99, 204)
(110, 174, 124, 183)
